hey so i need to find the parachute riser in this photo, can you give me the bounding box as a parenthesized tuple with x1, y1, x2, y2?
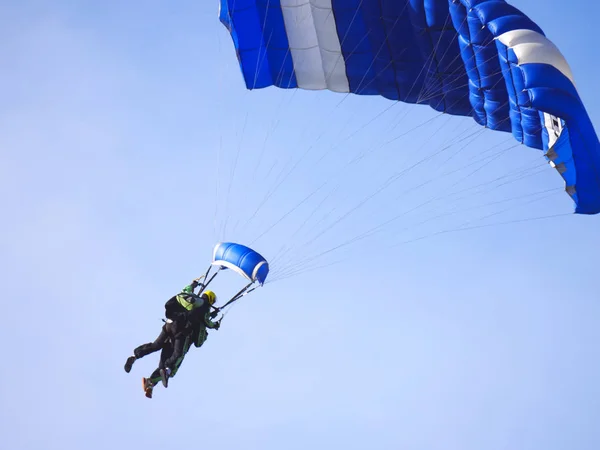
(197, 265, 222, 310)
(218, 281, 256, 310)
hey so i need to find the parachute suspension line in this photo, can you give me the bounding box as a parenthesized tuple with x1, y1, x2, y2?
(401, 8, 498, 111)
(318, 100, 404, 167)
(274, 125, 468, 276)
(271, 182, 563, 283)
(240, 51, 299, 236)
(269, 184, 342, 268)
(250, 0, 275, 90)
(269, 256, 347, 283)
(295, 116, 454, 249)
(250, 82, 296, 183)
(323, 0, 367, 96)
(237, 95, 347, 240)
(197, 266, 222, 297)
(287, 114, 467, 260)
(235, 42, 314, 239)
(235, 8, 465, 245)
(221, 110, 249, 238)
(420, 61, 513, 108)
(380, 102, 510, 214)
(238, 1, 302, 230)
(392, 206, 572, 249)
(270, 188, 351, 271)
(223, 11, 293, 240)
(382, 144, 508, 219)
(388, 144, 514, 224)
(272, 142, 552, 282)
(271, 118, 475, 273)
(272, 179, 568, 281)
(238, 78, 369, 240)
(214, 16, 231, 243)
(233, 94, 302, 240)
(350, 9, 407, 98)
(417, 13, 462, 103)
(373, 113, 514, 231)
(271, 117, 526, 278)
(411, 187, 563, 232)
(415, 11, 509, 106)
(413, 12, 455, 108)
(279, 115, 484, 270)
(240, 137, 318, 238)
(214, 134, 223, 241)
(440, 159, 548, 206)
(270, 190, 567, 283)
(342, 143, 522, 245)
(276, 175, 557, 280)
(227, 11, 467, 248)
(250, 180, 328, 246)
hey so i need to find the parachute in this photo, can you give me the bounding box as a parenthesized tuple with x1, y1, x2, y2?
(218, 0, 600, 214)
(197, 242, 269, 310)
(212, 242, 270, 285)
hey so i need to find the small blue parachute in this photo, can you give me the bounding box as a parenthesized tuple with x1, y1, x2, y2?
(219, 0, 600, 214)
(212, 242, 269, 285)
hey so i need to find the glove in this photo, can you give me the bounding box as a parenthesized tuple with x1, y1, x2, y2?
(214, 322, 221, 330)
(190, 280, 199, 289)
(210, 310, 219, 319)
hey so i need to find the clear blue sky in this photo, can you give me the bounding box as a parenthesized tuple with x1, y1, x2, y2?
(1, 1, 599, 449)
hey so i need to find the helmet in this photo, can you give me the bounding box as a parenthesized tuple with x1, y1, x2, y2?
(202, 290, 217, 305)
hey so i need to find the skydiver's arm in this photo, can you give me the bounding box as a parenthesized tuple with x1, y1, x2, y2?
(181, 280, 203, 294)
(181, 283, 195, 294)
(204, 312, 220, 329)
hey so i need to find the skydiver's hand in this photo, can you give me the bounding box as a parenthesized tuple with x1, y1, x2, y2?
(214, 322, 221, 330)
(210, 310, 219, 319)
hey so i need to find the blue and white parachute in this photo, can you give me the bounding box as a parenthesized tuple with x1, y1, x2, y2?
(212, 242, 270, 285)
(219, 0, 600, 214)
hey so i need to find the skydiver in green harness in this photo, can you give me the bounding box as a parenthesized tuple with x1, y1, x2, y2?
(123, 280, 221, 398)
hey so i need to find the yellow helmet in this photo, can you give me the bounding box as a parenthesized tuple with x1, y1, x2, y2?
(203, 290, 217, 305)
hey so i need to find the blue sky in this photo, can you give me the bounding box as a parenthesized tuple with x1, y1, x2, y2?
(1, 1, 599, 449)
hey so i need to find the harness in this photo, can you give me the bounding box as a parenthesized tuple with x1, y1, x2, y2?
(175, 292, 203, 311)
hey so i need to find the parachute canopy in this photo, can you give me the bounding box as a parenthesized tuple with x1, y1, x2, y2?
(219, 0, 600, 214)
(212, 242, 269, 285)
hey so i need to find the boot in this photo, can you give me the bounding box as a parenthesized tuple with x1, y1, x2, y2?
(124, 356, 136, 373)
(159, 368, 171, 388)
(142, 377, 154, 398)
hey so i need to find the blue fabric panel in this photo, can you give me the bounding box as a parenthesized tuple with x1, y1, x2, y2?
(219, 0, 296, 89)
(213, 242, 270, 284)
(219, 0, 600, 213)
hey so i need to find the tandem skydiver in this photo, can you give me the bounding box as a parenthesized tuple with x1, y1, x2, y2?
(123, 279, 221, 398)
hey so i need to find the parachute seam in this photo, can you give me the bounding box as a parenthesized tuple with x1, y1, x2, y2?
(376, 0, 400, 100)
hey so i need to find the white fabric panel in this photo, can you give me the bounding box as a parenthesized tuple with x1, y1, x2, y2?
(311, 0, 350, 92)
(212, 260, 253, 281)
(497, 29, 575, 85)
(281, 0, 349, 91)
(251, 260, 267, 281)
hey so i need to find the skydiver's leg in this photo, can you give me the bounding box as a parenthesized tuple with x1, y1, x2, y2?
(160, 335, 190, 387)
(158, 340, 175, 371)
(124, 325, 169, 373)
(163, 335, 188, 371)
(134, 326, 169, 358)
(142, 341, 174, 397)
(169, 338, 192, 378)
(148, 368, 163, 387)
(142, 345, 170, 399)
